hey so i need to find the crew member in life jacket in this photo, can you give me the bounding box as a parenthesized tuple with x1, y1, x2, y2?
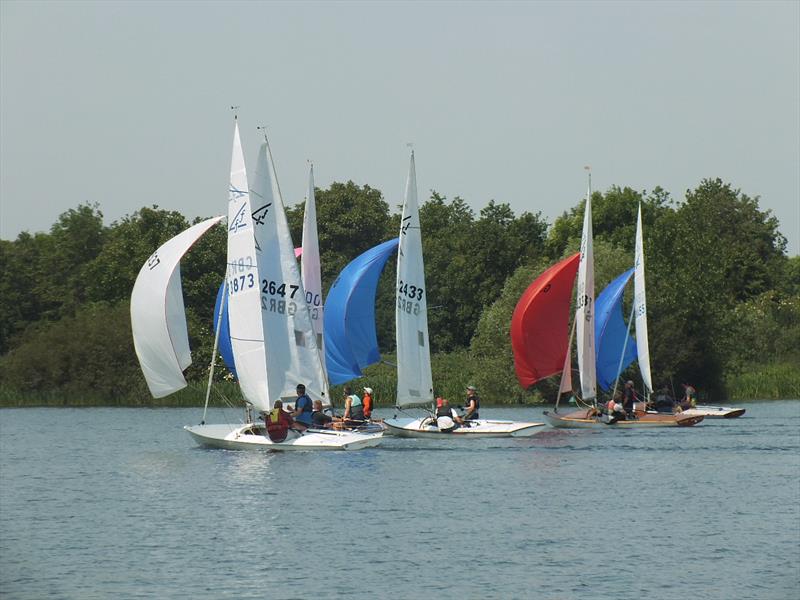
(342, 385, 364, 427)
(290, 384, 313, 431)
(464, 385, 481, 421)
(679, 384, 697, 411)
(622, 380, 638, 417)
(362, 387, 374, 420)
(435, 397, 463, 432)
(311, 399, 340, 429)
(264, 400, 294, 443)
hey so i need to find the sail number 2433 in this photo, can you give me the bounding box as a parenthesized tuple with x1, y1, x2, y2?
(397, 280, 424, 316)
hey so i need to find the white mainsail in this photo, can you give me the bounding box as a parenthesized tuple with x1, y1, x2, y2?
(395, 151, 433, 407)
(131, 216, 224, 398)
(250, 137, 328, 406)
(575, 184, 597, 402)
(301, 164, 327, 380)
(633, 203, 652, 395)
(225, 121, 270, 411)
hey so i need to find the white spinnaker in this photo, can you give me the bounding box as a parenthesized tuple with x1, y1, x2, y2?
(226, 121, 269, 411)
(301, 164, 327, 386)
(634, 203, 652, 395)
(576, 185, 597, 402)
(251, 138, 328, 406)
(131, 216, 224, 398)
(395, 152, 433, 407)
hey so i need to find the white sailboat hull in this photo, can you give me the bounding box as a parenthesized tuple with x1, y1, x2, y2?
(383, 417, 545, 438)
(184, 423, 383, 451)
(679, 405, 746, 419)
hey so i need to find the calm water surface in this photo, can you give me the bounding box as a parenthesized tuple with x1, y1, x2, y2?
(1, 401, 798, 600)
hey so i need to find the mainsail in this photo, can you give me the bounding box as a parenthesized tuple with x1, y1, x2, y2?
(131, 216, 224, 398)
(225, 121, 269, 411)
(250, 136, 327, 406)
(575, 185, 597, 402)
(595, 268, 637, 391)
(395, 152, 433, 407)
(633, 203, 652, 396)
(302, 165, 325, 369)
(324, 238, 399, 384)
(510, 253, 580, 388)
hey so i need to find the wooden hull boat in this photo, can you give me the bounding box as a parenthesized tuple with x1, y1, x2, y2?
(544, 408, 704, 428)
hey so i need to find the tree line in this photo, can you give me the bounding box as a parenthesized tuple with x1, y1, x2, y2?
(0, 177, 797, 405)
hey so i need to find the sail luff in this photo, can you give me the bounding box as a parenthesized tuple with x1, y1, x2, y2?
(395, 151, 433, 407)
(226, 121, 270, 411)
(576, 184, 597, 402)
(634, 203, 653, 395)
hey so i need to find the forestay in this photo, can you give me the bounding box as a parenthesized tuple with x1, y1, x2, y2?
(324, 239, 399, 384)
(250, 138, 327, 406)
(395, 152, 433, 407)
(131, 216, 224, 398)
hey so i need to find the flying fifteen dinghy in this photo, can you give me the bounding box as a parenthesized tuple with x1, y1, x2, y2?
(132, 121, 381, 451)
(382, 153, 544, 438)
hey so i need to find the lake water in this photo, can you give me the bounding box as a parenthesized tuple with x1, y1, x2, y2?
(1, 401, 798, 600)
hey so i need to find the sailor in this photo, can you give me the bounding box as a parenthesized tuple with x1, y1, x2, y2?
(464, 385, 481, 421)
(654, 386, 676, 413)
(264, 400, 293, 443)
(622, 380, 637, 417)
(362, 387, 374, 420)
(435, 397, 462, 432)
(290, 384, 313, 431)
(680, 384, 697, 410)
(311, 399, 337, 428)
(342, 385, 364, 426)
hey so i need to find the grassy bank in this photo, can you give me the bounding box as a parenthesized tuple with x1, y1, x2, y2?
(723, 362, 800, 401)
(2, 356, 798, 408)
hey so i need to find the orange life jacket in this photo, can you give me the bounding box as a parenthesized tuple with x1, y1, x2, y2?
(363, 393, 373, 418)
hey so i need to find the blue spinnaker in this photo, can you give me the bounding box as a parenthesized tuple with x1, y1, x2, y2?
(595, 268, 637, 391)
(212, 283, 237, 379)
(324, 238, 399, 385)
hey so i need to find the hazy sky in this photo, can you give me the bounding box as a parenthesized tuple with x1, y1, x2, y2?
(2, 0, 798, 254)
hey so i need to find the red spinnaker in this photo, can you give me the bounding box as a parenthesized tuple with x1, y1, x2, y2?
(511, 253, 580, 388)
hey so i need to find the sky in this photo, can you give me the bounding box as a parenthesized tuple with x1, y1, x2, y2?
(1, 0, 798, 254)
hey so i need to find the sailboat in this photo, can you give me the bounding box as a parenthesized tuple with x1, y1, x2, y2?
(382, 152, 544, 438)
(131, 121, 382, 450)
(630, 204, 744, 420)
(541, 195, 702, 427)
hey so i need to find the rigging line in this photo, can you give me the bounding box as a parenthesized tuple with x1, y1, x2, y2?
(202, 277, 228, 424)
(611, 296, 637, 405)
